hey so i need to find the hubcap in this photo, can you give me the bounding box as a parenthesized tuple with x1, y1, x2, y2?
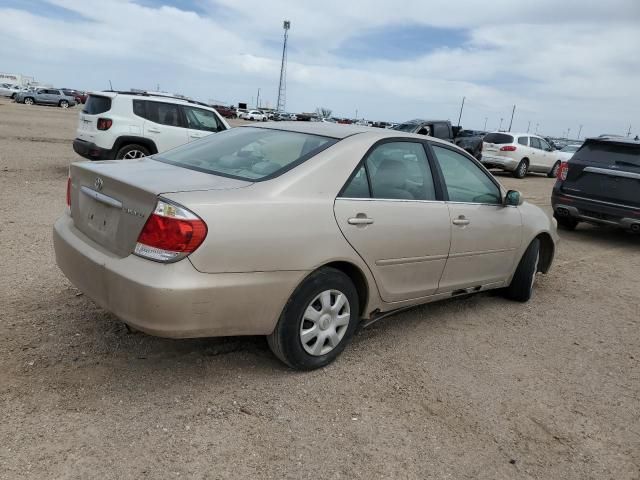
(122, 150, 146, 159)
(519, 163, 527, 176)
(300, 289, 350, 356)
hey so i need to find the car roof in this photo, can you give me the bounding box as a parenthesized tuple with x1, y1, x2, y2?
(248, 122, 460, 146)
(89, 90, 212, 108)
(584, 136, 640, 146)
(399, 119, 450, 125)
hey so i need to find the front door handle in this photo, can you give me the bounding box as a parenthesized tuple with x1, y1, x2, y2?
(348, 215, 374, 225)
(147, 128, 161, 133)
(452, 215, 470, 226)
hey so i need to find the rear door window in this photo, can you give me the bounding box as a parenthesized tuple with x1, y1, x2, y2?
(145, 101, 184, 127)
(432, 123, 451, 139)
(83, 95, 112, 115)
(517, 136, 529, 146)
(530, 137, 542, 149)
(484, 133, 514, 144)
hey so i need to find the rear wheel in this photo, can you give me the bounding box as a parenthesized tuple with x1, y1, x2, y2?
(24, 97, 34, 105)
(59, 100, 69, 108)
(548, 161, 560, 178)
(504, 239, 540, 302)
(115, 144, 150, 160)
(513, 159, 529, 178)
(267, 268, 359, 370)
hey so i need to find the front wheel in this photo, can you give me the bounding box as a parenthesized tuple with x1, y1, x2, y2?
(267, 268, 359, 370)
(503, 239, 540, 302)
(59, 100, 69, 108)
(513, 159, 529, 178)
(548, 161, 561, 178)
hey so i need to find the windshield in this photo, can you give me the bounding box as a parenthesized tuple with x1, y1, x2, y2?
(393, 123, 418, 132)
(154, 127, 337, 181)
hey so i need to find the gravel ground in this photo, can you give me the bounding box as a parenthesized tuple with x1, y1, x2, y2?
(0, 98, 638, 480)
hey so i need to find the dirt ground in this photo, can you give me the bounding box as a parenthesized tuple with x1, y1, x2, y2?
(0, 98, 638, 480)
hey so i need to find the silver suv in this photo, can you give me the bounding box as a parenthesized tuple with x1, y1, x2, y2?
(14, 88, 77, 108)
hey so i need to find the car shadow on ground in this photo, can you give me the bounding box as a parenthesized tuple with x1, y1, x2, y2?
(558, 223, 639, 250)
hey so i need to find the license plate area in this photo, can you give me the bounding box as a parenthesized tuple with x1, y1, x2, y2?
(76, 187, 123, 247)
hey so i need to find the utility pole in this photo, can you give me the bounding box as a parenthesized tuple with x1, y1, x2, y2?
(527, 120, 531, 133)
(508, 104, 516, 132)
(627, 124, 632, 137)
(276, 20, 291, 113)
(578, 125, 583, 139)
(535, 123, 539, 134)
(355, 108, 358, 120)
(567, 127, 571, 139)
(499, 118, 503, 131)
(457, 96, 465, 127)
(483, 117, 488, 131)
(256, 88, 260, 108)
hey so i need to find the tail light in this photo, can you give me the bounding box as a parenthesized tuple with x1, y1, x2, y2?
(134, 199, 207, 262)
(557, 162, 569, 181)
(66, 177, 71, 208)
(500, 145, 517, 151)
(97, 118, 112, 130)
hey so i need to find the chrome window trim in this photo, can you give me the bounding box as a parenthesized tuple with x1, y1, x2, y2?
(335, 197, 445, 204)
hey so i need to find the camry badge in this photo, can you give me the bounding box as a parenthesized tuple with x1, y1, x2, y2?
(94, 177, 104, 191)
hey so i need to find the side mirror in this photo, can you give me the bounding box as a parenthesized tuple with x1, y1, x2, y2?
(504, 190, 523, 206)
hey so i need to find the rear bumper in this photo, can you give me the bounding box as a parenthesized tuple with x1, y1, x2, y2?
(551, 189, 640, 230)
(73, 138, 115, 160)
(53, 214, 305, 337)
(480, 154, 519, 171)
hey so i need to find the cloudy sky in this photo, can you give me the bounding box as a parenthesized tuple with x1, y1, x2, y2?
(1, 0, 639, 137)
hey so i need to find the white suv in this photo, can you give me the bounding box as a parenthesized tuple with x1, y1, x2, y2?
(481, 132, 565, 178)
(73, 91, 230, 160)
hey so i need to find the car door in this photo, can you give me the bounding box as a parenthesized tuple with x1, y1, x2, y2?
(529, 136, 546, 170)
(334, 140, 451, 303)
(430, 144, 522, 291)
(35, 89, 49, 104)
(182, 105, 223, 142)
(537, 138, 555, 171)
(141, 101, 189, 153)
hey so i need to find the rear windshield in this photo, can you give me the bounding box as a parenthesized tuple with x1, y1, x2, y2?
(154, 127, 337, 181)
(484, 133, 514, 144)
(393, 123, 418, 132)
(82, 95, 112, 115)
(576, 141, 640, 168)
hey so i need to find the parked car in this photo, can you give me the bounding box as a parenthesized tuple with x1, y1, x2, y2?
(54, 123, 557, 370)
(236, 108, 249, 118)
(72, 91, 230, 160)
(454, 129, 487, 160)
(555, 144, 582, 161)
(242, 110, 267, 121)
(551, 136, 640, 232)
(481, 132, 565, 178)
(393, 120, 484, 159)
(62, 89, 88, 104)
(212, 105, 237, 119)
(14, 88, 77, 108)
(0, 83, 23, 98)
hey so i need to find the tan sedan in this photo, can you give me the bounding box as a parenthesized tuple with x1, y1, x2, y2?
(54, 123, 558, 369)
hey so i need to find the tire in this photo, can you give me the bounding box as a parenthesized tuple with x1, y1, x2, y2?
(59, 100, 69, 108)
(24, 97, 34, 105)
(267, 267, 359, 370)
(115, 144, 150, 160)
(504, 239, 540, 302)
(554, 214, 579, 230)
(513, 159, 529, 178)
(547, 161, 561, 178)
(262, 117, 267, 122)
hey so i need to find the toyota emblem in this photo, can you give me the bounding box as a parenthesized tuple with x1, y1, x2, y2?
(94, 177, 104, 191)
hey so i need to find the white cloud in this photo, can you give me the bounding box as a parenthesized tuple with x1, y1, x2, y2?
(0, 0, 638, 137)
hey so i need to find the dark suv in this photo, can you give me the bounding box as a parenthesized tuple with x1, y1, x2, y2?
(551, 136, 640, 232)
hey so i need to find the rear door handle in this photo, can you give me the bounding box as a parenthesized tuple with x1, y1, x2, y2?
(452, 215, 470, 226)
(348, 216, 374, 225)
(147, 128, 161, 133)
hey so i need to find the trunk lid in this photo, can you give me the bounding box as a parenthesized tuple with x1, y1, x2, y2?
(561, 138, 640, 208)
(69, 158, 251, 257)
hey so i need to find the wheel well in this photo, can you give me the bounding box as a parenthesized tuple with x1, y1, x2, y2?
(113, 136, 158, 155)
(324, 261, 369, 316)
(536, 233, 554, 273)
(521, 157, 529, 163)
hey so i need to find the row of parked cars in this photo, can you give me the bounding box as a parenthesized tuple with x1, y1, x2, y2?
(5, 85, 88, 108)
